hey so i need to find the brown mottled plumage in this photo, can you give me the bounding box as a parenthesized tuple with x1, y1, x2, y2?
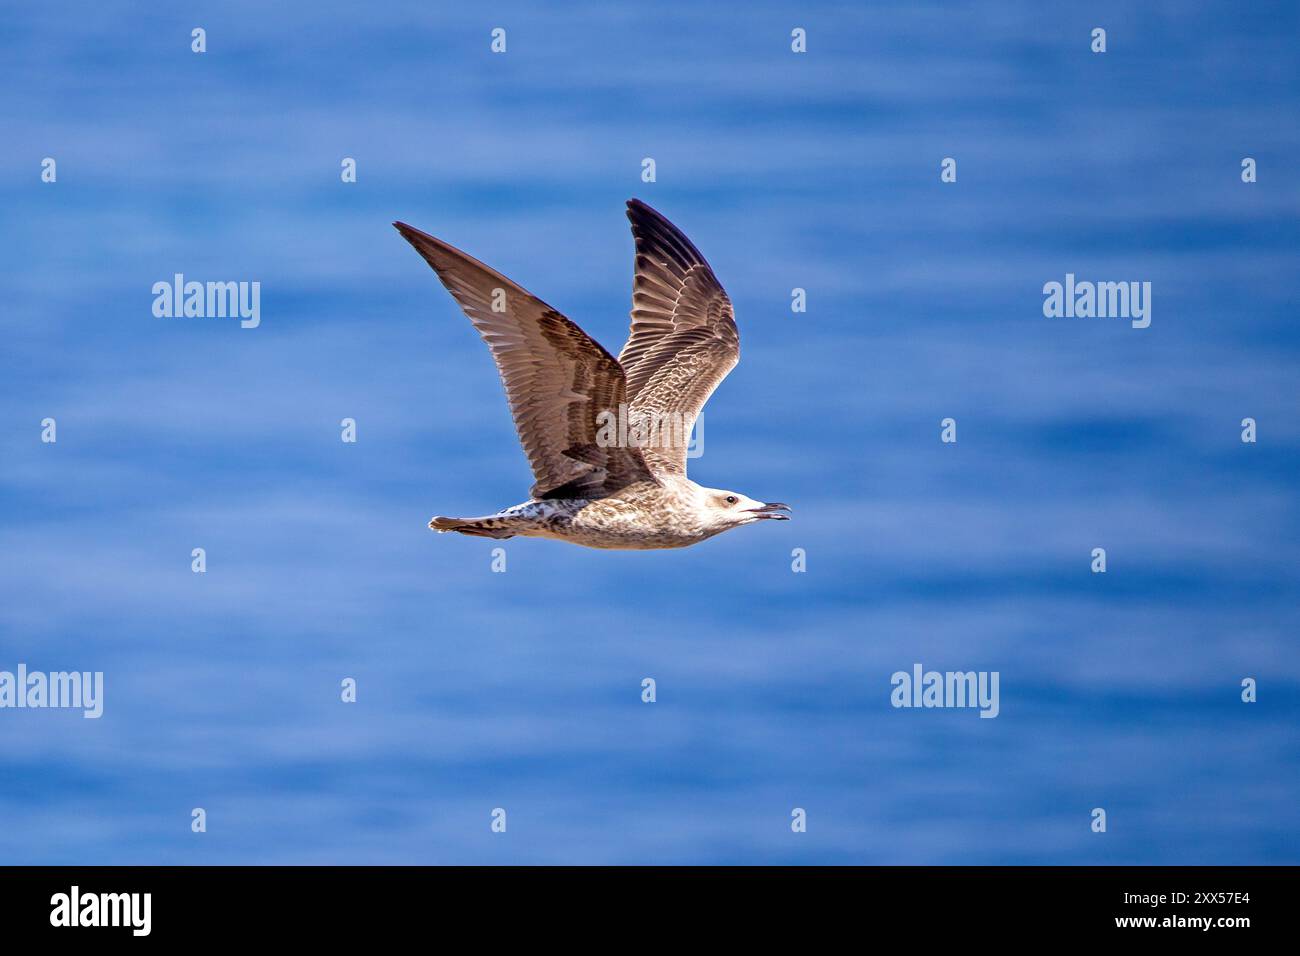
(395, 199, 789, 550)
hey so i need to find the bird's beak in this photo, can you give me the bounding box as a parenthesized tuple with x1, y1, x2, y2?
(746, 502, 791, 520)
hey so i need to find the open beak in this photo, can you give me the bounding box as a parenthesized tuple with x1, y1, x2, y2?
(746, 502, 792, 521)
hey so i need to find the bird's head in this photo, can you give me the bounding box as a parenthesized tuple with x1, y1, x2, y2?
(700, 487, 791, 530)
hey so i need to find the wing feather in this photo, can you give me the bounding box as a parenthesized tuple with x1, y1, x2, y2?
(618, 200, 739, 477)
(395, 221, 656, 498)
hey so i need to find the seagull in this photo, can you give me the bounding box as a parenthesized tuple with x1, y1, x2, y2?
(393, 199, 790, 550)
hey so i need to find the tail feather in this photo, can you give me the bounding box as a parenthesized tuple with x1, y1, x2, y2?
(429, 516, 516, 539)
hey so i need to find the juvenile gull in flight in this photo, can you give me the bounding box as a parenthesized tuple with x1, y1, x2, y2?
(393, 199, 790, 550)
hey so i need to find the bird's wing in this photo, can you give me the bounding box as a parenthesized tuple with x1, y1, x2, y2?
(617, 199, 739, 477)
(395, 221, 657, 499)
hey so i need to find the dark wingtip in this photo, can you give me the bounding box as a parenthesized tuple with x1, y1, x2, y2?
(624, 198, 711, 266)
(626, 198, 672, 231)
(393, 221, 438, 250)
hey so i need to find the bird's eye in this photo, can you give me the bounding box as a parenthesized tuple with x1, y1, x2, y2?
(725, 495, 738, 505)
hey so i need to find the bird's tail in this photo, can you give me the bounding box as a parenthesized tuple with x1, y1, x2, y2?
(428, 515, 517, 539)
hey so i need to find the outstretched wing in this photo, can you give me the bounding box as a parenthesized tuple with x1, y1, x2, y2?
(395, 221, 656, 499)
(618, 199, 739, 477)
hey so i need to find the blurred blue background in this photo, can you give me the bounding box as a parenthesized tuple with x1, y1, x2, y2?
(1, 0, 1297, 864)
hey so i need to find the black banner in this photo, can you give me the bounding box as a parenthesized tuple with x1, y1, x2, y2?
(0, 866, 1288, 941)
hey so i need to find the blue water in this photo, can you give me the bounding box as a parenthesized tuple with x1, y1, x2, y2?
(1, 1, 1297, 864)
